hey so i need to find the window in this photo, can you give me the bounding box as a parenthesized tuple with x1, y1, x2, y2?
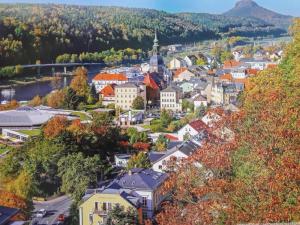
(89, 213, 93, 224)
(142, 197, 147, 207)
(142, 211, 148, 220)
(95, 202, 99, 210)
(158, 165, 162, 170)
(107, 202, 112, 211)
(102, 202, 107, 211)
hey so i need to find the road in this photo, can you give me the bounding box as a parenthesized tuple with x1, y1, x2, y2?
(33, 195, 72, 225)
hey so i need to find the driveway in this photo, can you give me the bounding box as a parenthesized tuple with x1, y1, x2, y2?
(32, 195, 72, 225)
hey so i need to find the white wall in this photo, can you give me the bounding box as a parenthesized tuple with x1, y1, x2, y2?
(177, 124, 199, 141)
(152, 150, 187, 173)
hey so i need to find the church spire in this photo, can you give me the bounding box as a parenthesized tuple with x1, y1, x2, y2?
(153, 28, 159, 55)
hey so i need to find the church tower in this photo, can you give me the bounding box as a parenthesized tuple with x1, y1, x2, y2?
(149, 29, 164, 75)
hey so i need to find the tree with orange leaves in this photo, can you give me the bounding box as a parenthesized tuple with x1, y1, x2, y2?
(43, 116, 69, 139)
(70, 67, 89, 97)
(0, 190, 32, 221)
(46, 89, 66, 108)
(0, 100, 19, 111)
(156, 19, 300, 225)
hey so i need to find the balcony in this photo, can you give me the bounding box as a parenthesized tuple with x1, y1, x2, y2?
(93, 209, 108, 216)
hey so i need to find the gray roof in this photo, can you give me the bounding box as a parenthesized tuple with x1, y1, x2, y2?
(0, 107, 54, 127)
(115, 82, 139, 88)
(151, 141, 200, 164)
(0, 206, 19, 225)
(148, 152, 166, 163)
(161, 85, 182, 93)
(107, 168, 168, 191)
(150, 55, 164, 66)
(101, 189, 141, 208)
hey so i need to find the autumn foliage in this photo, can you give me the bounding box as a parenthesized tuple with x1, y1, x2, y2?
(156, 19, 300, 225)
(0, 100, 19, 111)
(43, 116, 69, 139)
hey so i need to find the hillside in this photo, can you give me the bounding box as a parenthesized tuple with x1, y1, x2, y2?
(223, 0, 293, 29)
(177, 12, 285, 37)
(0, 3, 287, 67)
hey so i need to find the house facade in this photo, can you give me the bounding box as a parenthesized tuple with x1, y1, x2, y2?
(173, 69, 195, 82)
(160, 86, 183, 112)
(177, 120, 208, 141)
(115, 83, 146, 110)
(169, 58, 186, 70)
(79, 190, 143, 225)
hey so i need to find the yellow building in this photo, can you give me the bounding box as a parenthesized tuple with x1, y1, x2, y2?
(79, 190, 143, 225)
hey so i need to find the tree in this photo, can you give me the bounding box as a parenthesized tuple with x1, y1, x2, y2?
(43, 116, 69, 139)
(58, 153, 103, 202)
(127, 152, 151, 170)
(28, 95, 42, 107)
(132, 96, 145, 110)
(182, 99, 194, 112)
(155, 135, 168, 152)
(46, 90, 66, 108)
(160, 109, 172, 128)
(0, 100, 19, 111)
(70, 67, 89, 98)
(64, 87, 82, 110)
(106, 205, 139, 225)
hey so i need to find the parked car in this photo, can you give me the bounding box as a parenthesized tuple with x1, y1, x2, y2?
(36, 209, 47, 218)
(57, 214, 65, 222)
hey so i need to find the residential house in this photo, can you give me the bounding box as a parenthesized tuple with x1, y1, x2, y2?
(118, 110, 145, 126)
(239, 58, 271, 70)
(173, 68, 196, 82)
(99, 84, 116, 106)
(0, 206, 20, 225)
(231, 67, 247, 79)
(193, 95, 208, 108)
(151, 141, 200, 172)
(92, 73, 128, 92)
(178, 120, 208, 141)
(160, 86, 183, 112)
(211, 82, 238, 105)
(223, 60, 242, 69)
(169, 57, 187, 70)
(79, 189, 143, 225)
(201, 111, 221, 127)
(168, 44, 183, 52)
(105, 168, 168, 219)
(115, 83, 146, 110)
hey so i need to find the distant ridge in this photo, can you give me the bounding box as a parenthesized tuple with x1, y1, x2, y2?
(223, 0, 293, 29)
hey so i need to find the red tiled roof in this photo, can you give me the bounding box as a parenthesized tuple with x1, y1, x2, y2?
(223, 60, 241, 69)
(93, 73, 128, 81)
(220, 73, 233, 81)
(246, 68, 259, 76)
(143, 73, 159, 90)
(164, 134, 179, 141)
(173, 67, 187, 78)
(189, 120, 208, 132)
(100, 84, 115, 97)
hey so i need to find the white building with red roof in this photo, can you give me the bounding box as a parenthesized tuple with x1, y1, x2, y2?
(92, 73, 128, 92)
(177, 119, 208, 141)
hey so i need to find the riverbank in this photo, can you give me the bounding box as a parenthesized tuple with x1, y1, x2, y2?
(0, 76, 62, 89)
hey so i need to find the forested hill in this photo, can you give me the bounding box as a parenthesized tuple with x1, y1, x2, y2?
(0, 4, 286, 67)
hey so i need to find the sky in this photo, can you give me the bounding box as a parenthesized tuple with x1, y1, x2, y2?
(0, 0, 300, 16)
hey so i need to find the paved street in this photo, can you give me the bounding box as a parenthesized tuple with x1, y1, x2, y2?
(33, 195, 72, 225)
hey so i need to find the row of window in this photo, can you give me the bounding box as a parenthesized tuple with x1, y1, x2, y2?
(116, 95, 137, 98)
(161, 93, 175, 97)
(161, 104, 177, 108)
(116, 100, 133, 104)
(116, 88, 137, 92)
(161, 99, 175, 102)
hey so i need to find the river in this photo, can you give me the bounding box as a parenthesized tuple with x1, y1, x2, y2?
(0, 67, 102, 102)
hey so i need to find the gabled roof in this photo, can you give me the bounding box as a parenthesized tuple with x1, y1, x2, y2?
(220, 73, 233, 81)
(173, 67, 187, 78)
(100, 84, 115, 97)
(93, 73, 128, 81)
(107, 168, 168, 191)
(143, 73, 159, 90)
(0, 206, 19, 225)
(189, 120, 208, 132)
(193, 95, 207, 102)
(161, 85, 182, 93)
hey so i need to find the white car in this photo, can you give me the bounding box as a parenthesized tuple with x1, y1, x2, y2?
(36, 209, 47, 218)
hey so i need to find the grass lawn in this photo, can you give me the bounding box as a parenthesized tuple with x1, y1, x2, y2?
(72, 111, 91, 121)
(18, 129, 41, 136)
(0, 144, 10, 154)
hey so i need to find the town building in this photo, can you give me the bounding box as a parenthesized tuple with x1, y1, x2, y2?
(160, 86, 183, 112)
(169, 57, 187, 70)
(211, 82, 238, 105)
(143, 73, 161, 106)
(115, 83, 146, 110)
(177, 120, 208, 141)
(92, 73, 128, 92)
(79, 189, 143, 225)
(99, 84, 116, 106)
(150, 141, 200, 172)
(173, 68, 196, 82)
(149, 30, 165, 75)
(118, 110, 145, 126)
(193, 95, 208, 108)
(168, 44, 183, 52)
(105, 168, 168, 219)
(114, 154, 132, 168)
